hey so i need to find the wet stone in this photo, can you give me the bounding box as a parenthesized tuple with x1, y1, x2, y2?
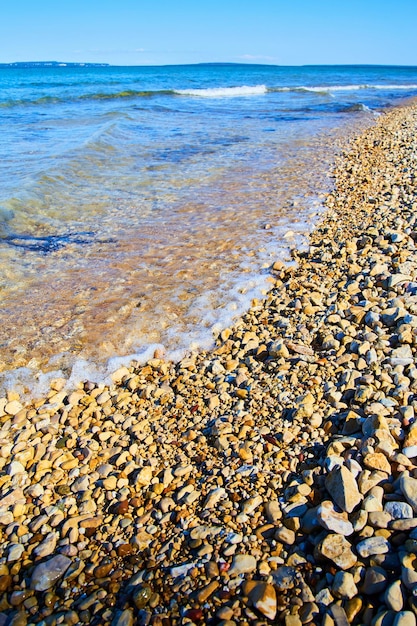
(30, 556, 72, 591)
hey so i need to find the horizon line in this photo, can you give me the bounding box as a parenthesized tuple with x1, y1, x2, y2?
(1, 60, 417, 69)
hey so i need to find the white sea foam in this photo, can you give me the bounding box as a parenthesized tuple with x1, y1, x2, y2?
(301, 84, 417, 93)
(175, 85, 268, 98)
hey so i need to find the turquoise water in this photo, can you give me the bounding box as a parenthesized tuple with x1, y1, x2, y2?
(1, 64, 417, 394)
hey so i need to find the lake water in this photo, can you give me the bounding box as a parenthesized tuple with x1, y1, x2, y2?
(1, 63, 417, 395)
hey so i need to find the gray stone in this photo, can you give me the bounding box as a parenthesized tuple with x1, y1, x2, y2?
(384, 501, 413, 520)
(357, 536, 391, 558)
(30, 555, 72, 591)
(362, 566, 388, 595)
(384, 579, 404, 612)
(331, 571, 358, 599)
(272, 566, 297, 590)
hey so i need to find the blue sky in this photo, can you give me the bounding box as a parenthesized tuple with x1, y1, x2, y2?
(1, 0, 416, 66)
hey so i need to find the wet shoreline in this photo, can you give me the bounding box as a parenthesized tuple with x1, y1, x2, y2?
(0, 102, 417, 625)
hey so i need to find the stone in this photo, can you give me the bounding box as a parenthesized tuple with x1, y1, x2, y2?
(368, 511, 392, 528)
(400, 474, 417, 513)
(384, 579, 404, 611)
(241, 495, 263, 515)
(30, 556, 72, 591)
(272, 566, 297, 590)
(248, 582, 277, 621)
(4, 401, 23, 415)
(269, 340, 290, 359)
(317, 534, 357, 570)
(393, 612, 416, 626)
(331, 571, 358, 599)
(228, 554, 257, 577)
(363, 453, 392, 474)
(111, 610, 135, 626)
(356, 536, 391, 558)
(135, 467, 153, 487)
(204, 487, 227, 509)
(33, 532, 57, 559)
(362, 566, 388, 595)
(7, 544, 24, 563)
(7, 462, 25, 476)
(325, 465, 362, 513)
(385, 501, 413, 520)
(317, 500, 354, 536)
(275, 526, 296, 545)
(265, 500, 281, 523)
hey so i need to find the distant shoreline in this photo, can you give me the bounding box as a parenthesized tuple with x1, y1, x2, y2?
(2, 61, 417, 70)
(0, 61, 110, 68)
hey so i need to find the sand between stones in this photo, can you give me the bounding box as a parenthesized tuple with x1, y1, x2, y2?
(1, 103, 417, 625)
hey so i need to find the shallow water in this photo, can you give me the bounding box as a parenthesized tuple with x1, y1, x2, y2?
(1, 64, 417, 395)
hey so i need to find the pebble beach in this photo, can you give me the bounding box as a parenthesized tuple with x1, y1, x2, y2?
(1, 101, 417, 625)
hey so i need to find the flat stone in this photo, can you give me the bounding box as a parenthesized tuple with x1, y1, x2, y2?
(204, 487, 227, 509)
(325, 465, 362, 513)
(390, 519, 417, 531)
(228, 554, 257, 577)
(356, 536, 391, 558)
(317, 534, 357, 570)
(363, 452, 391, 474)
(6, 462, 25, 476)
(30, 555, 72, 591)
(4, 401, 23, 415)
(317, 501, 354, 536)
(33, 532, 57, 559)
(248, 582, 277, 621)
(272, 566, 297, 590)
(385, 501, 413, 520)
(7, 544, 24, 563)
(241, 495, 263, 515)
(368, 511, 392, 528)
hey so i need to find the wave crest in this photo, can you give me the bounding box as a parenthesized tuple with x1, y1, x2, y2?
(175, 85, 268, 98)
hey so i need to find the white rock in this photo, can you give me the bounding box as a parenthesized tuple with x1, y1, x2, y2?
(317, 501, 354, 536)
(356, 536, 390, 558)
(203, 487, 226, 509)
(229, 554, 257, 577)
